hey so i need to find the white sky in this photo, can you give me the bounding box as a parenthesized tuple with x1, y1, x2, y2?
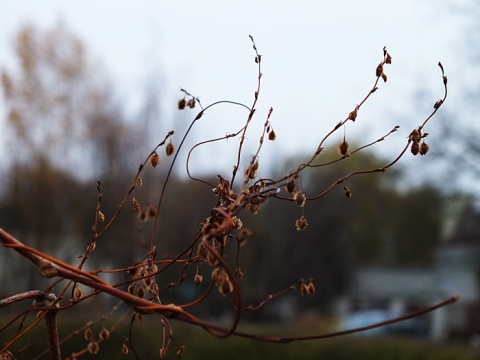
(0, 0, 474, 184)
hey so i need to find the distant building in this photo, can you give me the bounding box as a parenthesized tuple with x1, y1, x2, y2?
(338, 200, 480, 341)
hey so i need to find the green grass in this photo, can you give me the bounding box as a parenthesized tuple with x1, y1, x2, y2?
(1, 315, 478, 359)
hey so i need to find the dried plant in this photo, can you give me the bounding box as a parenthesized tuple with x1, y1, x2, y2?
(0, 36, 457, 359)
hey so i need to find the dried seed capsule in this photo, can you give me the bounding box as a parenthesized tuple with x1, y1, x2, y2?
(99, 327, 110, 341)
(409, 129, 422, 142)
(348, 109, 358, 121)
(87, 341, 100, 355)
(268, 129, 276, 141)
(337, 140, 349, 156)
(376, 63, 383, 77)
(343, 186, 352, 199)
(294, 191, 306, 207)
(295, 216, 308, 231)
(150, 153, 160, 168)
(177, 98, 186, 110)
(285, 177, 296, 194)
(411, 141, 420, 156)
(194, 273, 203, 286)
(419, 142, 430, 155)
(187, 98, 196, 109)
(166, 141, 174, 156)
(386, 53, 392, 64)
(73, 284, 82, 300)
(84, 327, 93, 341)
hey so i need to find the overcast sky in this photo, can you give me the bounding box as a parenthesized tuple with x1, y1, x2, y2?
(0, 1, 475, 185)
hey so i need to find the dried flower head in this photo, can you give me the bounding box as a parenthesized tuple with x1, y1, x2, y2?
(295, 216, 308, 231)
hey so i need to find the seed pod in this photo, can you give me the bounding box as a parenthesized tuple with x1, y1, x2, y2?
(84, 327, 93, 341)
(244, 163, 257, 179)
(148, 205, 157, 217)
(376, 63, 383, 77)
(386, 53, 392, 64)
(268, 129, 276, 141)
(343, 186, 352, 199)
(337, 140, 349, 156)
(165, 141, 174, 156)
(150, 153, 160, 168)
(122, 343, 129, 355)
(294, 191, 306, 207)
(306, 282, 316, 295)
(419, 142, 430, 155)
(97, 210, 105, 222)
(232, 216, 243, 229)
(409, 129, 422, 142)
(194, 273, 203, 286)
(87, 341, 100, 355)
(127, 282, 136, 295)
(295, 216, 308, 231)
(132, 197, 141, 212)
(348, 109, 358, 121)
(285, 177, 296, 194)
(301, 281, 316, 295)
(381, 73, 388, 82)
(99, 327, 110, 341)
(73, 284, 82, 300)
(411, 141, 420, 155)
(187, 98, 196, 109)
(177, 98, 186, 110)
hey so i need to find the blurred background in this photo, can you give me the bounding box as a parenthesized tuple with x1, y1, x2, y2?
(1, 1, 480, 358)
